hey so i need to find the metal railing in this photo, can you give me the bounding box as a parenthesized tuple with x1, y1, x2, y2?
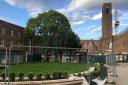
(7, 45, 85, 85)
(0, 46, 8, 85)
(0, 45, 88, 85)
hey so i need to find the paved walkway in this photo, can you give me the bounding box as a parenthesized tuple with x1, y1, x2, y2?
(115, 63, 128, 85)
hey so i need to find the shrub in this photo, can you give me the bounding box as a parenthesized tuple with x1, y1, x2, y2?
(78, 73, 82, 77)
(91, 72, 98, 79)
(93, 64, 100, 78)
(53, 71, 68, 79)
(45, 73, 50, 80)
(1, 73, 5, 80)
(9, 72, 15, 81)
(28, 72, 34, 81)
(58, 72, 63, 79)
(53, 72, 58, 79)
(62, 72, 69, 79)
(36, 73, 42, 80)
(73, 73, 78, 76)
(18, 72, 24, 81)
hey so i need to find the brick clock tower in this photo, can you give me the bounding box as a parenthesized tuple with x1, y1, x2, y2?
(102, 3, 112, 38)
(101, 3, 113, 53)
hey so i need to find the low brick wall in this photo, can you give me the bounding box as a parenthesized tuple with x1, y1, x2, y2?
(0, 78, 84, 85)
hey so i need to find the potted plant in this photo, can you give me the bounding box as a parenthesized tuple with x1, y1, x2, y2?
(9, 72, 15, 81)
(36, 73, 42, 80)
(45, 73, 50, 80)
(18, 72, 24, 81)
(28, 72, 34, 81)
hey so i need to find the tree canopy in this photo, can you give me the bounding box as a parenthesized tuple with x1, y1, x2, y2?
(24, 10, 80, 48)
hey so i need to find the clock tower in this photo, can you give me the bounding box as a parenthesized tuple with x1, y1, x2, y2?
(102, 3, 112, 38)
(101, 3, 113, 53)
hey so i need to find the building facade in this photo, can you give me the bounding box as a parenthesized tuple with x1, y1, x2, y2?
(80, 40, 99, 53)
(0, 20, 25, 64)
(113, 28, 128, 54)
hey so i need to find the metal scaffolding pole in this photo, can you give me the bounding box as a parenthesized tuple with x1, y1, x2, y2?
(0, 46, 8, 85)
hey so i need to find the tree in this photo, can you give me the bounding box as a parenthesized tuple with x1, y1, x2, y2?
(24, 10, 80, 62)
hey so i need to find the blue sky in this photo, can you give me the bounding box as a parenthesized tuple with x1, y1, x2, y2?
(0, 0, 128, 40)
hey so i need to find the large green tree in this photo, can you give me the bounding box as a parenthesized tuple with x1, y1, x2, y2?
(24, 10, 80, 48)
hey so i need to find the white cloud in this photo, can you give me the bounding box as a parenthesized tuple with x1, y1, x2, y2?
(4, 0, 66, 17)
(67, 0, 103, 12)
(118, 22, 128, 31)
(57, 8, 67, 15)
(90, 26, 101, 34)
(71, 21, 84, 25)
(67, 0, 128, 12)
(4, 0, 15, 5)
(58, 8, 91, 27)
(70, 12, 91, 25)
(120, 23, 128, 27)
(119, 12, 128, 20)
(91, 8, 128, 21)
(91, 12, 102, 20)
(4, 0, 44, 17)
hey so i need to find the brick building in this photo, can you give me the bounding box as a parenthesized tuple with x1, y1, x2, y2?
(80, 3, 128, 56)
(113, 28, 128, 54)
(0, 20, 25, 64)
(80, 40, 99, 53)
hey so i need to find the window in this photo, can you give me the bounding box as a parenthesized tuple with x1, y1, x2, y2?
(84, 44, 87, 49)
(0, 40, 4, 46)
(10, 41, 13, 46)
(117, 44, 118, 49)
(11, 30, 13, 36)
(1, 28, 5, 34)
(106, 8, 110, 14)
(18, 32, 21, 38)
(124, 41, 126, 48)
(96, 45, 98, 51)
(18, 42, 20, 45)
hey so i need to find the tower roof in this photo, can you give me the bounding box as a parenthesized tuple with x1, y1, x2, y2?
(102, 3, 112, 8)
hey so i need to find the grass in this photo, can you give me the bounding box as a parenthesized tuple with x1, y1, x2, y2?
(0, 63, 87, 76)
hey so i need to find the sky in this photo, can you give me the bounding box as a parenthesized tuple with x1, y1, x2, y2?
(0, 0, 128, 40)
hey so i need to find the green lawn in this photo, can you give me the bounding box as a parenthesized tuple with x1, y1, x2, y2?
(0, 63, 87, 76)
